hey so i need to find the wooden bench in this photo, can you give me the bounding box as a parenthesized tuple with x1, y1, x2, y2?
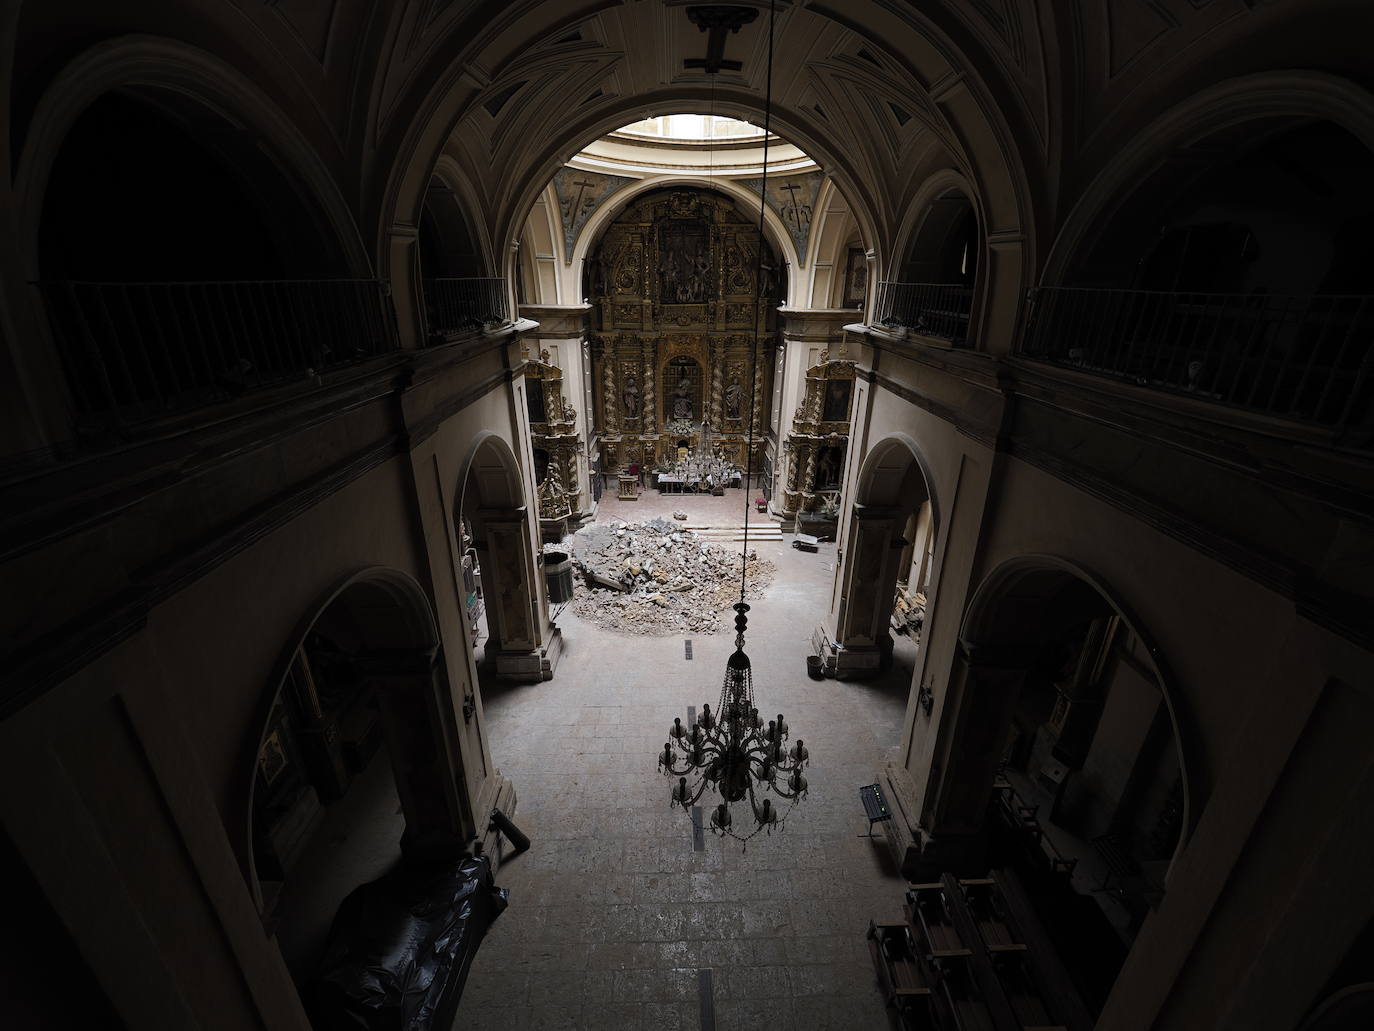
(860, 782, 894, 838)
(867, 921, 937, 1029)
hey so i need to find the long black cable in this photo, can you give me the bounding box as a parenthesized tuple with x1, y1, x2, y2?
(739, 0, 776, 611)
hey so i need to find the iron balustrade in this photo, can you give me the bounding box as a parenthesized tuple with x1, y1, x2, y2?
(35, 279, 400, 424)
(423, 277, 510, 338)
(874, 281, 973, 344)
(1021, 287, 1374, 433)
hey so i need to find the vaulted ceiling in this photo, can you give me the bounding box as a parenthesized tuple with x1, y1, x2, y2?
(6, 0, 1369, 282)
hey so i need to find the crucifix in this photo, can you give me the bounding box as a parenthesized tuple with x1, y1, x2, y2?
(684, 6, 758, 74)
(778, 181, 810, 228)
(569, 176, 599, 221)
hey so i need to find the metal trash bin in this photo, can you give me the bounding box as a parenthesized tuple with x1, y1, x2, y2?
(544, 550, 574, 604)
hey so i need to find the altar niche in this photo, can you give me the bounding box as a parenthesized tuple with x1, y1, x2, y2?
(665, 355, 703, 424)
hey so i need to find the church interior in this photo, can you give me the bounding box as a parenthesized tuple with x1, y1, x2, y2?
(1, 2, 1373, 1029)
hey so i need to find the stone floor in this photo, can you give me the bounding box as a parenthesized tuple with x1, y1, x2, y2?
(454, 488, 917, 1030)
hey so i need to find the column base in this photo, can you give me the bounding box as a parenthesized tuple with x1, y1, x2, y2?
(812, 626, 893, 679)
(493, 625, 563, 682)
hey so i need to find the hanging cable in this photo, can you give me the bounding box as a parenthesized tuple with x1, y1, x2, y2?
(739, 0, 776, 610)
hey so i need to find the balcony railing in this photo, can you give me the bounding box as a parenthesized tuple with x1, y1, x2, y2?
(424, 277, 510, 339)
(1021, 287, 1374, 432)
(874, 281, 973, 344)
(36, 280, 400, 423)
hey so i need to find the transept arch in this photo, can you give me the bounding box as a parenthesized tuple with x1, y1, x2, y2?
(374, 4, 1038, 354)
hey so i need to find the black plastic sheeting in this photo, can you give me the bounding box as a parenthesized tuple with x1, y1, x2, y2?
(310, 855, 508, 1031)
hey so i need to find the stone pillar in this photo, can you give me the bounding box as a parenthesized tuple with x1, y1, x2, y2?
(367, 649, 472, 860)
(478, 510, 563, 681)
(814, 503, 906, 678)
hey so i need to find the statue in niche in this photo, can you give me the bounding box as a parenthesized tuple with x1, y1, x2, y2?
(622, 374, 641, 418)
(724, 377, 744, 421)
(672, 372, 694, 420)
(817, 446, 842, 488)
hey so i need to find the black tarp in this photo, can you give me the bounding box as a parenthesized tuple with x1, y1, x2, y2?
(310, 855, 508, 1031)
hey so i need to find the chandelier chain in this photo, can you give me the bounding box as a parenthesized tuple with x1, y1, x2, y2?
(739, 0, 775, 610)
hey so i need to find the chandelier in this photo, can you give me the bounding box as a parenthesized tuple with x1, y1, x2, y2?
(656, 0, 810, 843)
(658, 601, 809, 841)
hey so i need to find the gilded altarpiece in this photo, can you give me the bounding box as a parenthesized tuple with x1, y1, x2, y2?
(522, 350, 584, 532)
(588, 189, 778, 476)
(781, 351, 855, 514)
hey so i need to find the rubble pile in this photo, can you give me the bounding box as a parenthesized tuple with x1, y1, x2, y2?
(567, 519, 775, 635)
(892, 584, 926, 637)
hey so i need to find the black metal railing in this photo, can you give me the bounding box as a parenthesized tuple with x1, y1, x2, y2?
(874, 281, 973, 344)
(423, 277, 510, 338)
(36, 279, 400, 422)
(1021, 287, 1374, 432)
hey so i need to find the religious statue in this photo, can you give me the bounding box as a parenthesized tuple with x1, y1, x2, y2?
(672, 372, 693, 420)
(723, 377, 744, 421)
(818, 446, 839, 487)
(622, 374, 641, 418)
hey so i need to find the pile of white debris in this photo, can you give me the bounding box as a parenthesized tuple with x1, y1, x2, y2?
(565, 519, 775, 635)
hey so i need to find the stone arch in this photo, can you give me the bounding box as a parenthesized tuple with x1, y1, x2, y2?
(420, 167, 489, 279)
(456, 430, 527, 513)
(568, 173, 802, 306)
(853, 432, 941, 529)
(822, 432, 940, 678)
(238, 567, 460, 916)
(13, 34, 368, 281)
(806, 178, 870, 310)
(1041, 71, 1374, 288)
(369, 0, 1044, 380)
(883, 170, 985, 346)
(955, 554, 1196, 871)
(381, 90, 886, 317)
(455, 431, 557, 682)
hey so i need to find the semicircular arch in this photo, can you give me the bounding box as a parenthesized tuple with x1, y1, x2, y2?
(960, 553, 1199, 870)
(235, 566, 438, 912)
(569, 174, 803, 301)
(13, 34, 369, 280)
(1041, 71, 1374, 287)
(455, 429, 526, 514)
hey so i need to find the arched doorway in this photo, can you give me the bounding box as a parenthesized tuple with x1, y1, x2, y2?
(456, 432, 560, 682)
(244, 570, 472, 990)
(818, 433, 937, 679)
(921, 557, 1192, 1012)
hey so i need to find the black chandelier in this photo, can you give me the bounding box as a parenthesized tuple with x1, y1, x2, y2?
(656, 0, 810, 843)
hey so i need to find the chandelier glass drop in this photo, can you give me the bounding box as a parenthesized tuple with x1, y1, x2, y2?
(656, 0, 809, 843)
